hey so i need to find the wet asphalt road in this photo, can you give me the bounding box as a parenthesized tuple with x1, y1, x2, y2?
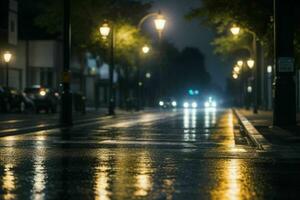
(0, 108, 300, 199)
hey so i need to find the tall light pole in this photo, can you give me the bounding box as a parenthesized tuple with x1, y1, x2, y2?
(3, 51, 12, 87)
(231, 25, 258, 113)
(137, 11, 166, 103)
(136, 45, 150, 111)
(61, 0, 73, 126)
(100, 22, 115, 115)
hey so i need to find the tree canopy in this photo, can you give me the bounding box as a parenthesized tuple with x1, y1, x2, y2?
(34, 0, 152, 66)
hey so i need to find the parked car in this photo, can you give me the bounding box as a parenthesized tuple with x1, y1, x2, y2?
(0, 86, 34, 113)
(24, 86, 59, 113)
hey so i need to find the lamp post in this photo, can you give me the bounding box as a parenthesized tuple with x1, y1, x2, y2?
(231, 24, 258, 113)
(267, 65, 273, 110)
(137, 11, 166, 105)
(3, 51, 12, 87)
(100, 22, 115, 115)
(60, 0, 73, 126)
(136, 45, 150, 111)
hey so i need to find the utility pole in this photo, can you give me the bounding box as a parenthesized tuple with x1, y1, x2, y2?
(273, 0, 296, 126)
(108, 26, 115, 115)
(60, 0, 73, 126)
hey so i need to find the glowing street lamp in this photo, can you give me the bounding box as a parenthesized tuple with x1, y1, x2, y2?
(3, 51, 12, 87)
(230, 24, 240, 36)
(233, 73, 238, 79)
(154, 14, 166, 33)
(100, 22, 115, 115)
(234, 65, 240, 73)
(267, 65, 272, 74)
(247, 86, 253, 93)
(237, 60, 244, 68)
(99, 23, 111, 39)
(146, 72, 151, 79)
(247, 59, 255, 69)
(142, 45, 150, 54)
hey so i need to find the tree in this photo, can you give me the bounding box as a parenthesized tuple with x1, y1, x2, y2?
(35, 0, 152, 66)
(186, 0, 274, 61)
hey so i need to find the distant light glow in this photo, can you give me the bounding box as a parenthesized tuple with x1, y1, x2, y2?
(39, 90, 46, 96)
(3, 51, 12, 63)
(159, 101, 164, 106)
(99, 23, 110, 38)
(247, 59, 255, 69)
(154, 15, 166, 31)
(230, 25, 240, 36)
(204, 101, 209, 108)
(267, 65, 272, 73)
(145, 73, 151, 79)
(234, 66, 240, 73)
(183, 102, 189, 108)
(172, 101, 177, 107)
(188, 89, 194, 96)
(237, 60, 243, 67)
(192, 102, 198, 108)
(142, 45, 150, 54)
(247, 86, 252, 93)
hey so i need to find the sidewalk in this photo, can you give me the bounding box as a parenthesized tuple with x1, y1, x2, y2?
(234, 108, 300, 148)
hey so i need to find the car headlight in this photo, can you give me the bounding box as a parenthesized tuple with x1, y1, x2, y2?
(159, 101, 164, 106)
(172, 101, 177, 107)
(204, 101, 209, 108)
(39, 90, 46, 96)
(183, 102, 189, 108)
(212, 101, 217, 107)
(192, 102, 198, 108)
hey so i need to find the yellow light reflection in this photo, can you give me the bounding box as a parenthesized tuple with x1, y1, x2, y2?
(2, 164, 15, 200)
(95, 165, 111, 200)
(211, 159, 242, 200)
(134, 153, 153, 197)
(95, 152, 111, 200)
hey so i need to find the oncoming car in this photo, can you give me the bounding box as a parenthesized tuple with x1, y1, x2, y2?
(158, 97, 177, 109)
(204, 97, 217, 108)
(182, 100, 198, 109)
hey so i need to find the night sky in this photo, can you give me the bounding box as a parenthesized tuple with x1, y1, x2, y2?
(141, 0, 230, 90)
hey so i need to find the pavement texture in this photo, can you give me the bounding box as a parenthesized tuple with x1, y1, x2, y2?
(0, 108, 300, 199)
(236, 109, 300, 146)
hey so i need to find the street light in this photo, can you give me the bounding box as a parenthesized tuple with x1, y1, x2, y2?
(247, 59, 255, 69)
(233, 73, 238, 79)
(100, 21, 115, 115)
(3, 51, 12, 87)
(267, 65, 272, 74)
(99, 23, 110, 39)
(146, 72, 151, 79)
(237, 60, 244, 68)
(234, 65, 240, 73)
(230, 24, 240, 36)
(142, 45, 150, 54)
(154, 14, 166, 39)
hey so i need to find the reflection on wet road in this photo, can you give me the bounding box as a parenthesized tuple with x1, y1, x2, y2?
(0, 108, 300, 199)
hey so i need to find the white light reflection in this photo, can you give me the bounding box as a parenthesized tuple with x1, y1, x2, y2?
(183, 108, 197, 141)
(31, 136, 46, 200)
(204, 107, 217, 128)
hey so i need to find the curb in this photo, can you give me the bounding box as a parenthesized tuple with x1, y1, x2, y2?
(232, 109, 271, 150)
